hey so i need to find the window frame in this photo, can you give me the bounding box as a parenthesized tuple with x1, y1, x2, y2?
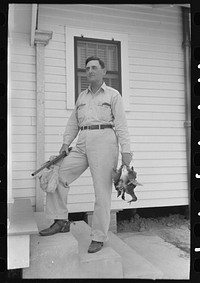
(74, 36, 122, 101)
(65, 27, 130, 110)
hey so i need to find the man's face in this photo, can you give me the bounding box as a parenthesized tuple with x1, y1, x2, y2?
(85, 60, 106, 84)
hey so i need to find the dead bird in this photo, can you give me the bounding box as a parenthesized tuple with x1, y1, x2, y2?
(112, 165, 142, 203)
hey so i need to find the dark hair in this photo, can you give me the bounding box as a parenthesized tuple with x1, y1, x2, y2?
(85, 56, 105, 69)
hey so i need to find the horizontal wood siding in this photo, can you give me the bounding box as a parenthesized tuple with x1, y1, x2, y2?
(38, 4, 188, 212)
(10, 27, 36, 206)
(10, 4, 188, 211)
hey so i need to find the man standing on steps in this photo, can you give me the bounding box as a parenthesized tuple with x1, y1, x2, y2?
(39, 56, 132, 253)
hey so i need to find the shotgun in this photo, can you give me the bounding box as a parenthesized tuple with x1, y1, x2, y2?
(31, 147, 72, 177)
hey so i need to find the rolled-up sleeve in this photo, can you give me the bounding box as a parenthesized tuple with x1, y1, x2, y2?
(111, 93, 131, 153)
(63, 107, 79, 145)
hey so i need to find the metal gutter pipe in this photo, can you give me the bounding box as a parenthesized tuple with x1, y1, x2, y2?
(182, 7, 191, 208)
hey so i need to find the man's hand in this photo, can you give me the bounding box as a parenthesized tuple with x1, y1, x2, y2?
(122, 152, 132, 166)
(59, 144, 69, 155)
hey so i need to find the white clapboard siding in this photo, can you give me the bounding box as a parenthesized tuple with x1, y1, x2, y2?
(45, 74, 65, 84)
(45, 57, 65, 67)
(12, 117, 32, 126)
(39, 4, 188, 211)
(12, 135, 36, 143)
(67, 189, 188, 204)
(45, 109, 72, 117)
(131, 57, 184, 69)
(131, 135, 185, 143)
(45, 66, 65, 76)
(12, 144, 36, 153)
(11, 63, 35, 74)
(11, 53, 35, 65)
(45, 83, 66, 93)
(127, 111, 185, 120)
(12, 126, 36, 135)
(135, 159, 186, 168)
(11, 4, 188, 211)
(11, 108, 36, 117)
(128, 120, 184, 128)
(12, 188, 36, 198)
(45, 92, 66, 101)
(10, 28, 36, 206)
(130, 81, 184, 91)
(12, 161, 36, 171)
(129, 65, 184, 76)
(126, 104, 184, 113)
(130, 89, 184, 99)
(11, 72, 35, 82)
(11, 90, 36, 100)
(130, 96, 185, 106)
(13, 179, 35, 189)
(129, 128, 185, 137)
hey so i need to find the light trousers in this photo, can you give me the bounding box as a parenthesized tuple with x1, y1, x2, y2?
(46, 128, 119, 242)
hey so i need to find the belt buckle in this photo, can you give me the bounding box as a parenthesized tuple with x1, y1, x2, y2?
(98, 125, 101, 129)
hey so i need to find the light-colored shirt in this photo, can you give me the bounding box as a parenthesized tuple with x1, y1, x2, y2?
(63, 82, 131, 153)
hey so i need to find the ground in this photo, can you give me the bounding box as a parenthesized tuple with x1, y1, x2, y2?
(116, 207, 190, 279)
(117, 212, 190, 255)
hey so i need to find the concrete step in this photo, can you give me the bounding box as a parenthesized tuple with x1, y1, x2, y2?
(70, 221, 123, 278)
(107, 231, 164, 279)
(8, 199, 38, 270)
(122, 233, 189, 279)
(71, 220, 163, 279)
(23, 212, 123, 278)
(23, 212, 163, 279)
(23, 212, 80, 278)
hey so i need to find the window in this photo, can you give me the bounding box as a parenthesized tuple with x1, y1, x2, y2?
(74, 37, 121, 101)
(65, 27, 130, 110)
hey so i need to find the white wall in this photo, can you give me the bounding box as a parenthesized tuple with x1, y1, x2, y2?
(10, 4, 189, 211)
(9, 4, 36, 206)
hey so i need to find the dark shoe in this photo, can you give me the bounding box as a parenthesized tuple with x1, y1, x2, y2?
(39, 219, 70, 236)
(88, 240, 103, 253)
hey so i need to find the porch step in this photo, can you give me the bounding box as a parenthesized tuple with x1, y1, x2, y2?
(23, 212, 163, 279)
(107, 232, 163, 279)
(71, 221, 163, 279)
(23, 212, 123, 278)
(7, 199, 38, 270)
(70, 220, 123, 278)
(23, 213, 80, 278)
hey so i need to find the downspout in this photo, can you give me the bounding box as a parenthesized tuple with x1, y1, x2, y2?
(181, 7, 191, 208)
(33, 4, 53, 211)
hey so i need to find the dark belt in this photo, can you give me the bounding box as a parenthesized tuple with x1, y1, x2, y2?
(80, 124, 113, 131)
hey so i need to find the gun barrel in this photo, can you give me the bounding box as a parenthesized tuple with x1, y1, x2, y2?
(31, 150, 68, 177)
(31, 163, 50, 176)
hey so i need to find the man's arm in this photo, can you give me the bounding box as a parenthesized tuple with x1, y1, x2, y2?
(60, 107, 79, 153)
(111, 92, 132, 165)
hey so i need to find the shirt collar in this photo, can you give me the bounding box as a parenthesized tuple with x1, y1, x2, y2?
(87, 82, 107, 94)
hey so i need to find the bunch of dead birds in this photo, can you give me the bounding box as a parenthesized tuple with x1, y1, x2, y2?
(112, 165, 142, 204)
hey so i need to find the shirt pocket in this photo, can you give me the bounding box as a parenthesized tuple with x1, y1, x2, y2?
(77, 103, 86, 123)
(97, 102, 113, 122)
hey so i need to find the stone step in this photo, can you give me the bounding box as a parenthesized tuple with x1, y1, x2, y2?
(23, 212, 163, 279)
(107, 231, 164, 279)
(122, 233, 189, 279)
(23, 212, 80, 278)
(70, 221, 123, 278)
(71, 221, 163, 279)
(8, 199, 38, 270)
(23, 212, 123, 278)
